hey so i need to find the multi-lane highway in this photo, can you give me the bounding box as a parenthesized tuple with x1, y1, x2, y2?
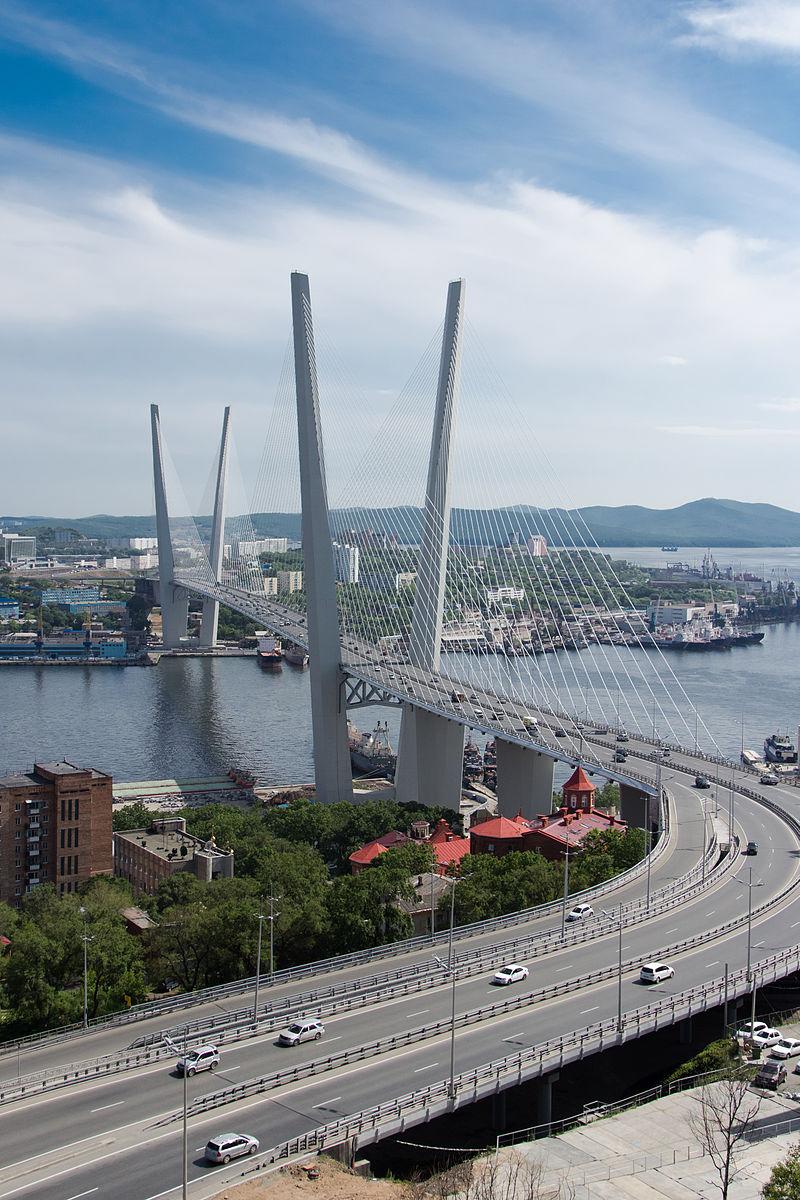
(1, 755, 799, 1200)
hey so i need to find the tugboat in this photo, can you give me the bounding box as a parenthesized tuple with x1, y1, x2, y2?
(256, 633, 283, 670)
(764, 732, 798, 765)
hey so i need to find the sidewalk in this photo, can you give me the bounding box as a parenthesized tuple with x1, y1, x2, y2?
(503, 1087, 800, 1199)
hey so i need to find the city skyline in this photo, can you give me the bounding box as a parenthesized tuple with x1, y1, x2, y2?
(3, 2, 800, 512)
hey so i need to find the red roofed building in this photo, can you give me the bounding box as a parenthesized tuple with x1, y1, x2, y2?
(348, 819, 470, 875)
(469, 767, 625, 861)
(348, 830, 409, 874)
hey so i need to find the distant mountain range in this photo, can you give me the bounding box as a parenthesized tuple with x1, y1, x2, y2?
(5, 498, 800, 548)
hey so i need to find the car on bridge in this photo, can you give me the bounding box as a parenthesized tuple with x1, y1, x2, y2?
(177, 1044, 219, 1076)
(278, 1019, 325, 1046)
(614, 751, 627, 763)
(760, 772, 780, 785)
(205, 1133, 260, 1164)
(639, 962, 674, 984)
(566, 903, 594, 922)
(492, 963, 529, 986)
(554, 727, 567, 737)
(616, 732, 629, 743)
(745, 841, 759, 855)
(694, 775, 710, 789)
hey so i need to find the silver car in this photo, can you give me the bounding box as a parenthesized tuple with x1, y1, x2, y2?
(278, 1019, 325, 1046)
(205, 1133, 259, 1164)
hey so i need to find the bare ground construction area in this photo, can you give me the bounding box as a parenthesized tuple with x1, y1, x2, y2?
(211, 1159, 411, 1200)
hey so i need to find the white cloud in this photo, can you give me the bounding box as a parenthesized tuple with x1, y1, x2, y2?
(758, 397, 800, 411)
(684, 2, 800, 56)
(658, 424, 800, 437)
(658, 355, 689, 366)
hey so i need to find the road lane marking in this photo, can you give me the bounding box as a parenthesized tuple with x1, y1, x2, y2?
(65, 1191, 99, 1200)
(312, 1096, 342, 1108)
(706, 910, 716, 917)
(407, 1010, 429, 1017)
(555, 966, 571, 972)
(414, 1063, 439, 1073)
(580, 1007, 599, 1015)
(707, 961, 720, 968)
(89, 1100, 125, 1113)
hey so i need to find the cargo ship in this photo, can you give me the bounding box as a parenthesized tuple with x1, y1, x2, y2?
(256, 634, 283, 670)
(283, 642, 309, 668)
(651, 620, 764, 652)
(348, 721, 394, 777)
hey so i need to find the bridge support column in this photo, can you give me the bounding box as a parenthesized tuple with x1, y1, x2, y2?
(198, 406, 231, 649)
(395, 707, 464, 811)
(679, 1017, 693, 1045)
(291, 273, 352, 804)
(536, 1070, 559, 1127)
(495, 740, 555, 819)
(150, 404, 188, 649)
(620, 784, 650, 830)
(491, 1090, 508, 1132)
(396, 280, 466, 801)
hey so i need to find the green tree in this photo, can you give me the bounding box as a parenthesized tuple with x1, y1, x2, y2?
(112, 802, 165, 832)
(763, 1144, 800, 1199)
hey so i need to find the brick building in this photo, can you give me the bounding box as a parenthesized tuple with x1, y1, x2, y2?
(114, 817, 234, 894)
(0, 761, 113, 903)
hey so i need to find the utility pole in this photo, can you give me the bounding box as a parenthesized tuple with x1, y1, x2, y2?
(602, 903, 624, 1035)
(268, 893, 281, 985)
(433, 874, 458, 1101)
(702, 802, 707, 883)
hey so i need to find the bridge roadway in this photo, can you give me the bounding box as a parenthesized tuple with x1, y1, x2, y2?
(1, 765, 799, 1200)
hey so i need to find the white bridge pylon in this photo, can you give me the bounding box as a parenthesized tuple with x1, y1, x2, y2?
(152, 272, 708, 816)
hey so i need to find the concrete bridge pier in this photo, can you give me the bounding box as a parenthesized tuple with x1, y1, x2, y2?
(620, 783, 651, 831)
(495, 740, 555, 819)
(198, 406, 231, 649)
(395, 706, 464, 811)
(150, 404, 189, 649)
(536, 1070, 560, 1126)
(491, 1090, 507, 1132)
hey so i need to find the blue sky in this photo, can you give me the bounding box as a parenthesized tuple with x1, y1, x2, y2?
(4, 0, 800, 514)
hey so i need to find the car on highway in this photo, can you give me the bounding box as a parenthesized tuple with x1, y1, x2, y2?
(566, 903, 594, 922)
(694, 775, 710, 789)
(772, 1037, 800, 1060)
(639, 962, 674, 984)
(595, 726, 609, 735)
(754, 1060, 787, 1090)
(492, 963, 529, 986)
(760, 772, 779, 785)
(554, 727, 567, 737)
(616, 732, 629, 743)
(660, 747, 671, 758)
(614, 751, 627, 763)
(522, 717, 538, 730)
(177, 1044, 219, 1076)
(278, 1019, 325, 1046)
(451, 690, 466, 703)
(205, 1133, 260, 1164)
(745, 841, 759, 856)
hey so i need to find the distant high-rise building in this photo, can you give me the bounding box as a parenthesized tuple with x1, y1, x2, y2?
(235, 537, 289, 556)
(526, 535, 548, 557)
(0, 761, 113, 903)
(277, 570, 303, 593)
(42, 586, 101, 606)
(1, 533, 36, 562)
(333, 542, 360, 585)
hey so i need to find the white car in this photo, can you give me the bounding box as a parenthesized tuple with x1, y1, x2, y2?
(771, 1037, 800, 1060)
(737, 1020, 768, 1041)
(760, 772, 779, 785)
(566, 903, 594, 922)
(177, 1044, 219, 1076)
(748, 1027, 782, 1049)
(278, 1019, 325, 1046)
(639, 962, 674, 984)
(205, 1133, 259, 1164)
(492, 963, 529, 986)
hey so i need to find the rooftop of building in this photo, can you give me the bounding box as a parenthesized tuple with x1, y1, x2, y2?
(470, 814, 534, 840)
(535, 807, 625, 846)
(348, 829, 409, 867)
(115, 824, 232, 861)
(0, 761, 110, 788)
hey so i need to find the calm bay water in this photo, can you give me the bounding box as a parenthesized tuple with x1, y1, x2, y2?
(1, 619, 799, 781)
(603, 546, 800, 582)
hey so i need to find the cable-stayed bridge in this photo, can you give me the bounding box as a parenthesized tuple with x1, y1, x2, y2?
(150, 272, 718, 823)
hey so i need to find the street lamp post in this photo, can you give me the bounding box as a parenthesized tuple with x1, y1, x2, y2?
(253, 908, 265, 1022)
(78, 906, 92, 1030)
(741, 869, 764, 1046)
(560, 825, 571, 939)
(268, 893, 281, 985)
(182, 1024, 188, 1200)
(433, 874, 458, 1101)
(702, 803, 707, 884)
(602, 903, 624, 1035)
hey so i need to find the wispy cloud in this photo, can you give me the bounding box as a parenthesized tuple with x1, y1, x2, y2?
(758, 397, 800, 411)
(683, 2, 800, 56)
(658, 424, 800, 437)
(658, 355, 688, 366)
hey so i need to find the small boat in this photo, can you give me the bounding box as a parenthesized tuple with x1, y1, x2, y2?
(256, 634, 283, 670)
(661, 545, 678, 552)
(764, 732, 798, 765)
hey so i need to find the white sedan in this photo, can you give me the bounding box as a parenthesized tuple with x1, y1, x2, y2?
(493, 963, 529, 986)
(566, 903, 594, 922)
(748, 1027, 782, 1049)
(771, 1037, 800, 1060)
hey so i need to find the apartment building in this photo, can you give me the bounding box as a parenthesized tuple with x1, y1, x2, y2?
(0, 761, 113, 903)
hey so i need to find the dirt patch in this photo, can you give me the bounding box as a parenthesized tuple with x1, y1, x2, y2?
(210, 1157, 412, 1200)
